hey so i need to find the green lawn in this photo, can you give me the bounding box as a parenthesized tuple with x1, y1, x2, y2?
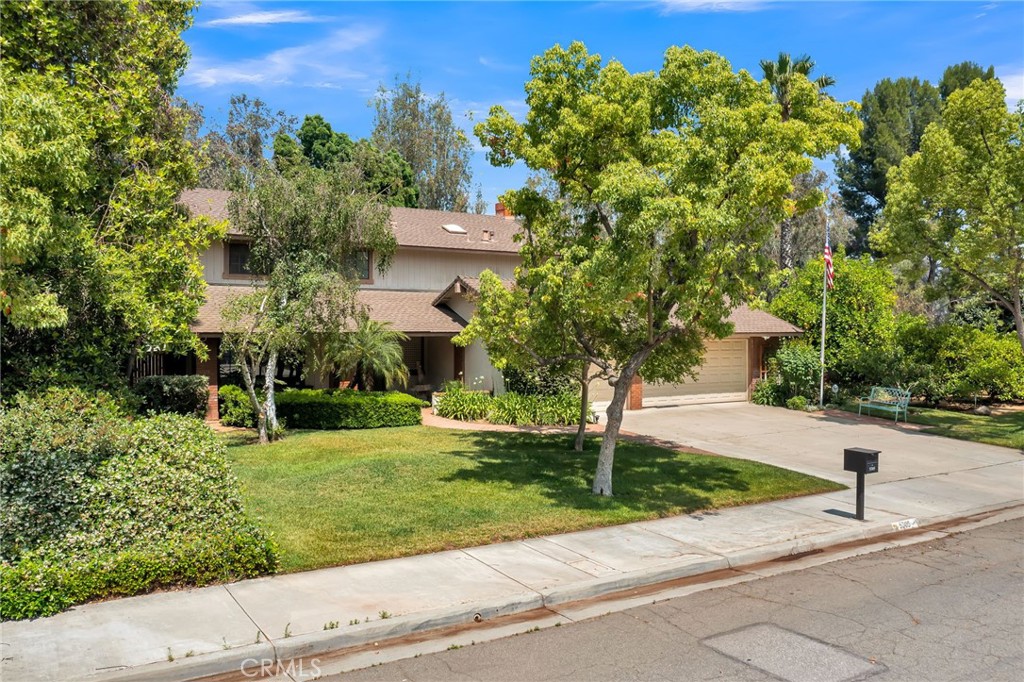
(905, 407, 1024, 450)
(225, 427, 843, 572)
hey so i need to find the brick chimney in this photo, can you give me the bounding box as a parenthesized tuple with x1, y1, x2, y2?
(495, 202, 507, 217)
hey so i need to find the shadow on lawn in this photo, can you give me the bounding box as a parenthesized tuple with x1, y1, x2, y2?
(442, 431, 750, 515)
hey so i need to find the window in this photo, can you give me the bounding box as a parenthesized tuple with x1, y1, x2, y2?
(344, 250, 372, 281)
(227, 242, 255, 275)
(442, 223, 467, 234)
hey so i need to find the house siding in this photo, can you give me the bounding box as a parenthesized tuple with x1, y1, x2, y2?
(367, 249, 519, 291)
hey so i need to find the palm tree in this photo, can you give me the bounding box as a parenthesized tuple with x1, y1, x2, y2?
(761, 53, 836, 270)
(330, 316, 410, 391)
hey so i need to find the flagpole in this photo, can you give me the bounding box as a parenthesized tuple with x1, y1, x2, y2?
(819, 220, 830, 408)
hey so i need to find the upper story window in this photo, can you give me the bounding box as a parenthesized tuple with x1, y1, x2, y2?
(344, 250, 372, 281)
(227, 242, 255, 275)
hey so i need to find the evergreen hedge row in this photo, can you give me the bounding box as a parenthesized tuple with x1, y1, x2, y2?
(276, 389, 428, 429)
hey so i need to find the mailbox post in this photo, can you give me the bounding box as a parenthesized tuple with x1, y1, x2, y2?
(843, 447, 879, 520)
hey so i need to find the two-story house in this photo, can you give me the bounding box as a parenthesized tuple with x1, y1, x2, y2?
(173, 188, 800, 420)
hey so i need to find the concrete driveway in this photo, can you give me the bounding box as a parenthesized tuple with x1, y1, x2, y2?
(620, 402, 1023, 486)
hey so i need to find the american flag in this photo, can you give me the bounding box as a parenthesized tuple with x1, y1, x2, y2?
(824, 245, 835, 290)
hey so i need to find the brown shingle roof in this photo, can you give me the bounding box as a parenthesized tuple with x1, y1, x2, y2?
(727, 304, 802, 336)
(432, 277, 801, 338)
(179, 189, 521, 254)
(180, 188, 231, 224)
(192, 285, 466, 335)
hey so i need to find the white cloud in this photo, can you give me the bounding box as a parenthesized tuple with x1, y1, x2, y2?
(478, 56, 520, 73)
(1000, 69, 1024, 107)
(654, 0, 767, 13)
(203, 10, 323, 27)
(183, 25, 382, 88)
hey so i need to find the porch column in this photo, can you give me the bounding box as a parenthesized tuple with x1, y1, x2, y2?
(198, 337, 220, 421)
(627, 374, 644, 410)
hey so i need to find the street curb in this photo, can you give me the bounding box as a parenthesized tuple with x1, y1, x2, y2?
(93, 501, 1024, 682)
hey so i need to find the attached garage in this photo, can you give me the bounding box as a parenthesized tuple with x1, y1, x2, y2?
(589, 305, 802, 409)
(642, 338, 748, 406)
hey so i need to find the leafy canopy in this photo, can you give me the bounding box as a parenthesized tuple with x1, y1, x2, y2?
(372, 76, 473, 211)
(875, 78, 1024, 353)
(0, 0, 221, 392)
(465, 42, 860, 495)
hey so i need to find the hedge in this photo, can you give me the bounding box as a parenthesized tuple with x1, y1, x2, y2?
(219, 384, 257, 427)
(133, 375, 209, 418)
(435, 387, 592, 427)
(275, 389, 428, 429)
(0, 393, 277, 620)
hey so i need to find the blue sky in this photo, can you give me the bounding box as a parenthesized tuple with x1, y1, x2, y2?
(180, 1, 1024, 211)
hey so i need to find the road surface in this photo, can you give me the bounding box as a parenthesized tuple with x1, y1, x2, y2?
(333, 518, 1024, 682)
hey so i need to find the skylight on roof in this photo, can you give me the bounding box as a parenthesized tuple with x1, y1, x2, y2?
(442, 223, 467, 234)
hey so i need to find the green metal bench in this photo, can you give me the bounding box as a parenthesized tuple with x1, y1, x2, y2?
(857, 386, 911, 423)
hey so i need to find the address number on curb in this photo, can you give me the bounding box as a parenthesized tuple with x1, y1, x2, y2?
(891, 518, 920, 531)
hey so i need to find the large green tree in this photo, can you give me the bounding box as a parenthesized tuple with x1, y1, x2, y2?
(760, 53, 836, 270)
(1, 0, 221, 392)
(835, 77, 942, 252)
(875, 79, 1024, 354)
(192, 94, 296, 189)
(467, 42, 859, 495)
(222, 164, 397, 443)
(939, 61, 996, 101)
(273, 115, 418, 207)
(836, 62, 995, 254)
(372, 76, 473, 211)
(767, 251, 899, 378)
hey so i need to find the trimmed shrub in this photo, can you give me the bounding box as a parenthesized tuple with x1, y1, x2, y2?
(501, 365, 576, 397)
(0, 406, 277, 620)
(751, 378, 784, 406)
(0, 388, 125, 561)
(488, 392, 590, 426)
(786, 395, 809, 411)
(133, 375, 209, 418)
(220, 384, 257, 427)
(276, 389, 427, 429)
(434, 386, 492, 421)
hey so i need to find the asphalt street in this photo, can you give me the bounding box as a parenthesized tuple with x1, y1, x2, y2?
(333, 518, 1024, 682)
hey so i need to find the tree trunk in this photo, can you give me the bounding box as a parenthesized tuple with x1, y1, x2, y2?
(779, 216, 794, 270)
(262, 351, 279, 440)
(1012, 297, 1024, 356)
(575, 365, 589, 453)
(592, 369, 635, 497)
(237, 351, 267, 443)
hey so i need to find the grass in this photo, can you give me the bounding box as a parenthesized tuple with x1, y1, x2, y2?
(224, 426, 843, 572)
(904, 407, 1024, 450)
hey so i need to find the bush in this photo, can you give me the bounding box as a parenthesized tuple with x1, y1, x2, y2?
(276, 389, 427, 429)
(786, 395, 809, 411)
(501, 365, 576, 397)
(434, 385, 492, 421)
(219, 384, 257, 427)
(488, 392, 589, 426)
(133, 375, 209, 418)
(751, 378, 784, 406)
(0, 404, 277, 620)
(772, 341, 820, 400)
(0, 388, 125, 561)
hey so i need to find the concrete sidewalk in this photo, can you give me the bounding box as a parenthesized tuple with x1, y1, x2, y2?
(2, 458, 1022, 682)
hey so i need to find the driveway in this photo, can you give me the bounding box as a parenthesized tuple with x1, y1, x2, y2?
(620, 402, 1023, 486)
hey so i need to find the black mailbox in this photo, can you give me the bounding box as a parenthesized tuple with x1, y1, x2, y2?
(844, 447, 879, 474)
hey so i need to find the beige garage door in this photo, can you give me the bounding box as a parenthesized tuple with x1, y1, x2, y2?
(643, 338, 748, 405)
(588, 338, 749, 406)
